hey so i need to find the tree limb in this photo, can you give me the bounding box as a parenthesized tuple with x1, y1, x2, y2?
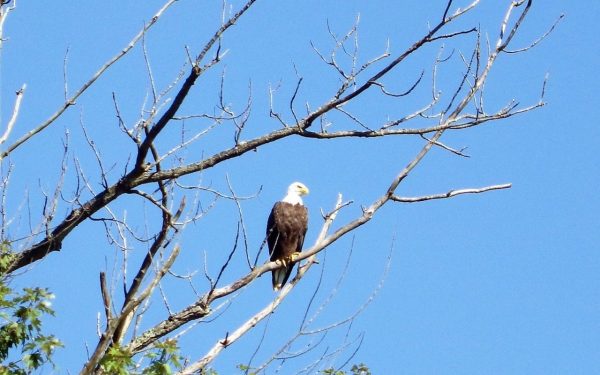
(391, 183, 512, 203)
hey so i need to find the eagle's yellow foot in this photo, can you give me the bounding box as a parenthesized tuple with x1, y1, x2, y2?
(290, 252, 302, 262)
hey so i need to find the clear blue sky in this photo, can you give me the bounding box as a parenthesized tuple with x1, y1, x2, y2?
(1, 1, 598, 373)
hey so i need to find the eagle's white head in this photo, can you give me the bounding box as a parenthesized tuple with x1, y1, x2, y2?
(282, 181, 309, 205)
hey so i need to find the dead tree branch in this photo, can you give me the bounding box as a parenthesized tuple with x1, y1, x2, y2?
(0, 84, 25, 146)
(0, 0, 179, 160)
(391, 183, 512, 203)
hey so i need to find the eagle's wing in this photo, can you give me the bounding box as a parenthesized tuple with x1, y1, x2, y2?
(296, 205, 308, 253)
(267, 202, 281, 260)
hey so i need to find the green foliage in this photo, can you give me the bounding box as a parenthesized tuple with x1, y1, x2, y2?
(0, 277, 62, 374)
(100, 340, 184, 375)
(200, 368, 218, 375)
(321, 363, 371, 375)
(350, 363, 371, 375)
(237, 364, 256, 375)
(0, 241, 16, 276)
(100, 346, 135, 375)
(142, 340, 183, 375)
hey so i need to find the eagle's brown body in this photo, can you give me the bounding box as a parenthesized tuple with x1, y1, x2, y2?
(267, 201, 308, 290)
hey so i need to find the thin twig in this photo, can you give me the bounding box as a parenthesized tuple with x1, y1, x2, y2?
(391, 183, 512, 203)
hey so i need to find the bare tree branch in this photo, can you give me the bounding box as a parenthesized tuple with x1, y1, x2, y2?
(0, 0, 16, 50)
(391, 183, 512, 203)
(0, 84, 25, 146)
(0, 0, 179, 160)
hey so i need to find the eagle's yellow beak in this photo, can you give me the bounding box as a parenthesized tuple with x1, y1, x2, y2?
(289, 181, 309, 197)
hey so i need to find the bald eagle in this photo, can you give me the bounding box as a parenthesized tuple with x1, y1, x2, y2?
(267, 182, 309, 290)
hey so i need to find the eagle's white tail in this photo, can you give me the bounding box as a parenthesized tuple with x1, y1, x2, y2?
(272, 268, 287, 290)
